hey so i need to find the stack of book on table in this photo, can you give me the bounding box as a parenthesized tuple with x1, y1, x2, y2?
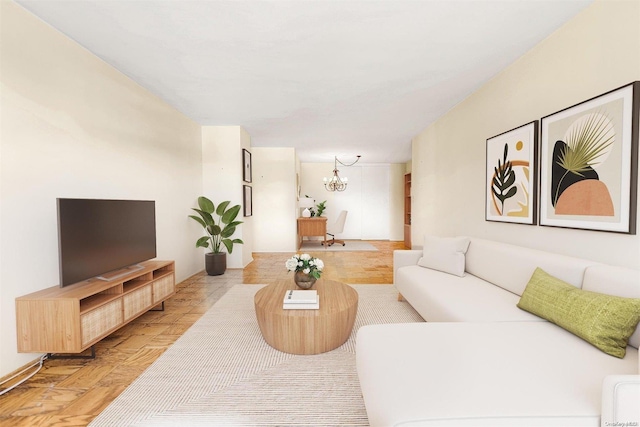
(282, 289, 319, 310)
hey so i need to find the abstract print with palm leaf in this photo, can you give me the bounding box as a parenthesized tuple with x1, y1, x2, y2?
(486, 121, 537, 224)
(540, 81, 638, 234)
(551, 111, 615, 216)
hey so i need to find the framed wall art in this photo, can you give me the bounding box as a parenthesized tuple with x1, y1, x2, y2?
(539, 81, 639, 234)
(242, 149, 252, 183)
(243, 185, 252, 217)
(485, 121, 538, 225)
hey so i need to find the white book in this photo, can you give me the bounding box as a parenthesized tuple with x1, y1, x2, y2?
(282, 295, 319, 310)
(283, 289, 318, 304)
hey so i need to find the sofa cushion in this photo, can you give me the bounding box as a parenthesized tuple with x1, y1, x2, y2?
(356, 322, 638, 427)
(582, 264, 640, 349)
(396, 265, 543, 322)
(518, 268, 640, 358)
(465, 238, 596, 296)
(417, 236, 470, 277)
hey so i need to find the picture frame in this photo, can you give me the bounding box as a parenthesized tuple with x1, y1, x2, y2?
(242, 149, 252, 183)
(243, 185, 252, 217)
(485, 121, 538, 225)
(539, 81, 639, 234)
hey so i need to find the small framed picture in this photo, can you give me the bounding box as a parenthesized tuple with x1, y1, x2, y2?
(539, 81, 639, 234)
(243, 185, 252, 217)
(485, 121, 538, 225)
(242, 149, 252, 183)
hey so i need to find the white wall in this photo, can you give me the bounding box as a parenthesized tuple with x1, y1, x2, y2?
(361, 165, 390, 239)
(411, 0, 640, 268)
(201, 126, 253, 268)
(299, 163, 404, 240)
(252, 147, 298, 252)
(0, 2, 203, 377)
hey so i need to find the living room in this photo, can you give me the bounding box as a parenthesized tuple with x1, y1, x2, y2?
(1, 0, 639, 424)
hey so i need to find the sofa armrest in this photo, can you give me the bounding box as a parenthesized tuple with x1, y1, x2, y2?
(601, 375, 640, 427)
(393, 250, 422, 285)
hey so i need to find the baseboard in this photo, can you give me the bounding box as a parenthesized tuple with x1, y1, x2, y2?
(0, 355, 43, 385)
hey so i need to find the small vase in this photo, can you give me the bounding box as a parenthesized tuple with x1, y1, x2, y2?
(294, 271, 317, 289)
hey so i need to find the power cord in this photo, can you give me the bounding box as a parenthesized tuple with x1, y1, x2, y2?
(0, 354, 47, 396)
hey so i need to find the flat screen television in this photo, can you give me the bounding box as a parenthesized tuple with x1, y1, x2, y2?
(57, 198, 157, 287)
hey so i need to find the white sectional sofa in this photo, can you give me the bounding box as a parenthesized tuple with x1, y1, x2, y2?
(356, 237, 640, 427)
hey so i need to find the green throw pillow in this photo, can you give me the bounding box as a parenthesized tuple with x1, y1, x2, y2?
(517, 268, 640, 358)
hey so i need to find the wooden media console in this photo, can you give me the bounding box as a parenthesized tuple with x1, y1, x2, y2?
(16, 260, 175, 354)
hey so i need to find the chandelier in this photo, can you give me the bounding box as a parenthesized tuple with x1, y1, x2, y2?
(323, 155, 361, 192)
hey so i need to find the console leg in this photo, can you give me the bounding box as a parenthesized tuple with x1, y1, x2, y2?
(47, 345, 95, 360)
(150, 301, 165, 311)
(397, 293, 404, 302)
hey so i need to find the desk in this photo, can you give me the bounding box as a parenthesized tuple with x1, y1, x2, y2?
(297, 217, 327, 249)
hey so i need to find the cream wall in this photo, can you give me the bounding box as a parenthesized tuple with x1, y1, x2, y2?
(411, 0, 640, 268)
(252, 147, 298, 252)
(389, 163, 406, 241)
(240, 128, 254, 266)
(201, 126, 253, 268)
(0, 2, 203, 377)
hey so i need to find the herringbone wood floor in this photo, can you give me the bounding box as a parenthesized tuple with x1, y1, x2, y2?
(0, 241, 404, 427)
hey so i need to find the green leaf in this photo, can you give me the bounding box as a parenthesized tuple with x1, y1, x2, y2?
(491, 142, 519, 211)
(558, 112, 615, 174)
(504, 187, 517, 199)
(222, 238, 234, 254)
(216, 201, 230, 216)
(196, 236, 210, 248)
(503, 171, 516, 188)
(208, 224, 222, 235)
(221, 205, 241, 224)
(232, 238, 244, 244)
(192, 208, 214, 226)
(225, 220, 243, 229)
(221, 226, 236, 238)
(198, 196, 214, 214)
(188, 215, 207, 228)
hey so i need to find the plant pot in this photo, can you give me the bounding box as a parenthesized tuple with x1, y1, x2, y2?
(294, 271, 317, 289)
(205, 252, 226, 276)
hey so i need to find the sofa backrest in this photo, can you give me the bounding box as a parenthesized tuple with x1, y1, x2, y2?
(583, 264, 640, 349)
(465, 238, 597, 296)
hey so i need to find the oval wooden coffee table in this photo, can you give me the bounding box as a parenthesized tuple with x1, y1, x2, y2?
(254, 278, 358, 355)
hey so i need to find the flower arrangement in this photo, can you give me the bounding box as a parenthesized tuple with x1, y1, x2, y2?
(285, 253, 324, 279)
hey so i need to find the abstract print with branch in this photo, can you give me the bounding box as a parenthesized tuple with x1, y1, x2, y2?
(551, 110, 615, 216)
(491, 143, 518, 215)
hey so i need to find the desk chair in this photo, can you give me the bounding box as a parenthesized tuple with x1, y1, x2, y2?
(323, 210, 348, 246)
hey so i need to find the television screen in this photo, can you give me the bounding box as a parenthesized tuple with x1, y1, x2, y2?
(57, 198, 157, 287)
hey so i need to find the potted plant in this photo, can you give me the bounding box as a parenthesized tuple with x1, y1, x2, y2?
(189, 196, 244, 276)
(303, 195, 327, 217)
(285, 253, 324, 289)
(315, 200, 327, 217)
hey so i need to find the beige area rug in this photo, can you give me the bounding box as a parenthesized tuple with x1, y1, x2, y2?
(299, 240, 378, 252)
(89, 284, 423, 426)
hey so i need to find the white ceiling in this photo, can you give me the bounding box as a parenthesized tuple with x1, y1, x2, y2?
(16, 0, 592, 163)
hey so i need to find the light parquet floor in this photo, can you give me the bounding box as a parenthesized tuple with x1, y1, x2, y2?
(0, 240, 405, 427)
